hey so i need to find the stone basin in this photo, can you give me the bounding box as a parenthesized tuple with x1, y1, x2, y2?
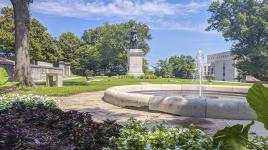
(104, 84, 256, 120)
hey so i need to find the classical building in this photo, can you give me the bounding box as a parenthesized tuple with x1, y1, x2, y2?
(203, 63, 210, 77)
(207, 51, 238, 81)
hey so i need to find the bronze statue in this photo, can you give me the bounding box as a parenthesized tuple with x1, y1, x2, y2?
(130, 27, 138, 49)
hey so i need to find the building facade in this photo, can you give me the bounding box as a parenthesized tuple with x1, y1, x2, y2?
(207, 51, 238, 81)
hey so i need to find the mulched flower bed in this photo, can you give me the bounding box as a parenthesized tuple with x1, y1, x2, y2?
(0, 101, 121, 150)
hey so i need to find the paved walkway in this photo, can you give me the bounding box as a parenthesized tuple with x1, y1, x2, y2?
(59, 91, 268, 136)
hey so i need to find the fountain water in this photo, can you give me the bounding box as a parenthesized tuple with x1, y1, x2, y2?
(194, 50, 204, 97)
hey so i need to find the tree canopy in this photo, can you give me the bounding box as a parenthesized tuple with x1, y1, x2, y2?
(58, 32, 80, 65)
(79, 20, 151, 76)
(0, 7, 15, 56)
(207, 0, 268, 80)
(154, 55, 195, 79)
(0, 7, 61, 63)
(0, 7, 152, 76)
(154, 59, 173, 78)
(169, 55, 195, 79)
(30, 19, 62, 62)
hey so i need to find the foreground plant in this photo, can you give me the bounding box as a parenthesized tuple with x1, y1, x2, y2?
(213, 121, 255, 150)
(0, 94, 57, 110)
(110, 118, 214, 150)
(0, 67, 8, 85)
(247, 83, 268, 130)
(0, 95, 121, 149)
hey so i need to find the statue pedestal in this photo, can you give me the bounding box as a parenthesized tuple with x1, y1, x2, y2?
(127, 49, 144, 76)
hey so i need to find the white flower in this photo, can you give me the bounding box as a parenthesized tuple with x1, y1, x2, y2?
(145, 143, 152, 150)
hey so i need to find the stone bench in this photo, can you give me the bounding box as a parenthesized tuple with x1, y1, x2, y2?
(46, 73, 63, 87)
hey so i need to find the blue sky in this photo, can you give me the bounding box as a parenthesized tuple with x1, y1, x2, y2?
(1, 0, 231, 67)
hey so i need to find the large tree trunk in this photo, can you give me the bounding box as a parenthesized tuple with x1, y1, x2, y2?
(11, 0, 35, 88)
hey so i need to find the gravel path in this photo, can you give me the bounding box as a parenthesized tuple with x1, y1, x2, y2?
(59, 91, 268, 136)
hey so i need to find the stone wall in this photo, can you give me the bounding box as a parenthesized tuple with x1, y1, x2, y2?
(0, 58, 72, 81)
(0, 57, 14, 81)
(31, 65, 63, 81)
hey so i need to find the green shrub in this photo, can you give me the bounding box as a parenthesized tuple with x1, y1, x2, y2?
(85, 69, 94, 81)
(0, 98, 121, 149)
(0, 67, 8, 85)
(248, 135, 268, 150)
(247, 83, 268, 130)
(213, 121, 254, 150)
(205, 75, 213, 83)
(118, 75, 135, 79)
(110, 118, 213, 150)
(139, 75, 157, 79)
(0, 94, 58, 111)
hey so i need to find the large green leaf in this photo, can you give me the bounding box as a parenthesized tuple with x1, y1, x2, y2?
(0, 67, 8, 85)
(247, 83, 268, 130)
(213, 121, 254, 150)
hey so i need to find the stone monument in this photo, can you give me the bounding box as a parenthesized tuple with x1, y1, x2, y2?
(127, 27, 144, 76)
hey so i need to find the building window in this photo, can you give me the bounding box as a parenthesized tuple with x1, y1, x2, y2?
(223, 63, 226, 81)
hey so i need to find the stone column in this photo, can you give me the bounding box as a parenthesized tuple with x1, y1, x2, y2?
(56, 74, 63, 87)
(127, 49, 144, 76)
(58, 61, 71, 77)
(58, 61, 66, 77)
(65, 63, 71, 77)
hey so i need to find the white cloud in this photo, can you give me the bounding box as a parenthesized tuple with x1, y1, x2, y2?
(31, 0, 207, 18)
(0, 0, 11, 9)
(149, 20, 218, 34)
(0, 0, 211, 32)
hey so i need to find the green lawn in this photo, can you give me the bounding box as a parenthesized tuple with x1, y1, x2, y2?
(0, 82, 18, 92)
(8, 77, 253, 96)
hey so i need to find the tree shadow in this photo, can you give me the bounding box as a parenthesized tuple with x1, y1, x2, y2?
(75, 104, 226, 135)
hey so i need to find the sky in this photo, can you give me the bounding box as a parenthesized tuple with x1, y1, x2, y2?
(1, 0, 232, 67)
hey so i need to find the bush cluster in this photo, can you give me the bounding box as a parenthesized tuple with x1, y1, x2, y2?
(110, 119, 214, 150)
(1, 95, 267, 150)
(109, 119, 268, 150)
(118, 75, 157, 79)
(0, 95, 121, 150)
(139, 75, 157, 79)
(118, 75, 135, 79)
(0, 94, 58, 110)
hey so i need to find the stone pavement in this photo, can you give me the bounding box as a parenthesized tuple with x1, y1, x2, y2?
(58, 91, 268, 136)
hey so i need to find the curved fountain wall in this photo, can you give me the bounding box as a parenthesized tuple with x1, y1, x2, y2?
(103, 84, 257, 120)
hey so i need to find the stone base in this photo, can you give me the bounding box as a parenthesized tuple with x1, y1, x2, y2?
(127, 49, 144, 77)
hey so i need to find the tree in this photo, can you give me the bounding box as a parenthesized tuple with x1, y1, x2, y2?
(207, 0, 268, 80)
(30, 19, 62, 62)
(81, 20, 151, 75)
(154, 59, 173, 78)
(143, 59, 150, 74)
(11, 0, 34, 87)
(74, 45, 100, 74)
(0, 7, 15, 57)
(169, 55, 195, 79)
(58, 32, 80, 65)
(0, 7, 61, 63)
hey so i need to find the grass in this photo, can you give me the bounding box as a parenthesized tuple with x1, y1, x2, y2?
(8, 77, 253, 97)
(0, 82, 18, 92)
